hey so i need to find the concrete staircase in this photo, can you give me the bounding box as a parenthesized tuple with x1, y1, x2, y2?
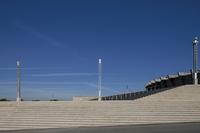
(0, 85, 200, 130)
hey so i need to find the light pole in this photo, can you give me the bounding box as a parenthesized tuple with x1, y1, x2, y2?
(98, 59, 102, 101)
(193, 37, 199, 85)
(16, 61, 21, 102)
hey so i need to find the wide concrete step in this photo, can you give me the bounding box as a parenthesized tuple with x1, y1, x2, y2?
(0, 120, 199, 126)
(1, 120, 200, 131)
(4, 111, 200, 114)
(0, 85, 200, 131)
(0, 121, 178, 131)
(2, 115, 200, 119)
(1, 118, 200, 124)
(3, 104, 199, 108)
(3, 112, 200, 116)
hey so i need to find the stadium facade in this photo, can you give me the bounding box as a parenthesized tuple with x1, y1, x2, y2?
(145, 70, 195, 91)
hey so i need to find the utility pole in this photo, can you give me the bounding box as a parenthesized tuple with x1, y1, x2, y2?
(16, 61, 21, 102)
(98, 59, 102, 101)
(193, 37, 199, 85)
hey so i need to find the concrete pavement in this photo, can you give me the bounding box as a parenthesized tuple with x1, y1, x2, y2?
(0, 122, 200, 133)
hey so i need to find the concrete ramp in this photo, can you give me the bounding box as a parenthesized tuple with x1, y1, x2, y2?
(136, 85, 200, 101)
(0, 85, 200, 130)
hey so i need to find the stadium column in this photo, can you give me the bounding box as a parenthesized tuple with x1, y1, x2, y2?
(193, 37, 199, 85)
(16, 61, 21, 102)
(98, 59, 102, 101)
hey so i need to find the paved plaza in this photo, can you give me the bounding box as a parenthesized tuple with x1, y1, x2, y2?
(0, 122, 200, 133)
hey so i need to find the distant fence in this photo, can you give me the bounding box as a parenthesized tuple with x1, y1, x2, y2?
(92, 87, 172, 101)
(92, 70, 198, 101)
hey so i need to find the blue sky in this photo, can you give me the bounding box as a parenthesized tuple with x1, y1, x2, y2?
(0, 0, 200, 100)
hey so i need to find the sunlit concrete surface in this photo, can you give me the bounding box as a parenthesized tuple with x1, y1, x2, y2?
(0, 85, 200, 131)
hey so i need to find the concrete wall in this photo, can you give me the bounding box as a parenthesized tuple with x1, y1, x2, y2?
(73, 96, 97, 101)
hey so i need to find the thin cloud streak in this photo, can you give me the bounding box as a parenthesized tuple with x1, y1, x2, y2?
(86, 83, 121, 93)
(31, 73, 97, 77)
(0, 67, 70, 71)
(15, 21, 66, 48)
(0, 81, 16, 85)
(0, 68, 16, 70)
(0, 81, 93, 85)
(14, 21, 88, 62)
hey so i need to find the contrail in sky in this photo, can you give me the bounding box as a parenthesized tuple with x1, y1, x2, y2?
(15, 21, 66, 48)
(14, 20, 88, 61)
(0, 81, 90, 85)
(86, 83, 121, 93)
(30, 73, 97, 77)
(0, 67, 70, 71)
